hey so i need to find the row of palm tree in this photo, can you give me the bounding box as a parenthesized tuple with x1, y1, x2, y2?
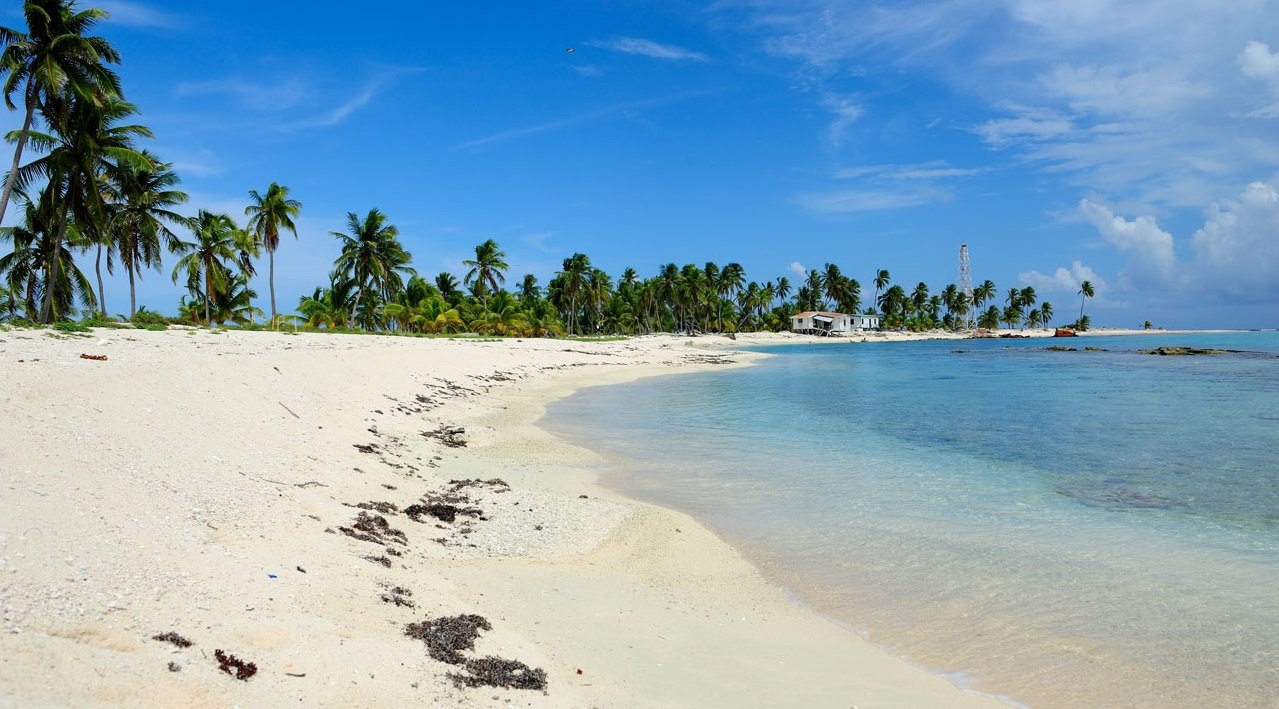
(0, 1, 1095, 337)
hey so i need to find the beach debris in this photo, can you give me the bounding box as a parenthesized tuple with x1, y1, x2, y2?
(79, 353, 108, 361)
(338, 511, 407, 546)
(449, 657, 548, 691)
(278, 401, 300, 419)
(448, 478, 509, 492)
(297, 566, 307, 573)
(404, 614, 492, 664)
(285, 672, 306, 678)
(363, 554, 393, 567)
(380, 585, 415, 608)
(351, 500, 399, 514)
(1138, 346, 1237, 356)
(353, 443, 379, 454)
(422, 425, 467, 448)
(167, 662, 181, 672)
(152, 631, 193, 648)
(404, 503, 480, 524)
(214, 649, 258, 681)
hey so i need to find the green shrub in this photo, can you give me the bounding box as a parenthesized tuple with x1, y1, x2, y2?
(130, 307, 169, 330)
(53, 320, 91, 333)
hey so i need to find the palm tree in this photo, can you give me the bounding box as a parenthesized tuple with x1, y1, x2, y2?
(106, 152, 187, 317)
(331, 209, 414, 330)
(245, 182, 302, 325)
(435, 272, 461, 302)
(17, 95, 150, 321)
(972, 279, 996, 324)
(1078, 280, 1094, 324)
(0, 0, 122, 226)
(1040, 301, 1053, 326)
(518, 273, 539, 303)
(0, 193, 95, 320)
(171, 210, 241, 326)
(557, 253, 590, 335)
(873, 269, 890, 313)
(462, 238, 508, 302)
(774, 275, 791, 307)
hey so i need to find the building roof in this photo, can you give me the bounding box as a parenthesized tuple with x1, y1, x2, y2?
(792, 311, 879, 319)
(792, 311, 848, 318)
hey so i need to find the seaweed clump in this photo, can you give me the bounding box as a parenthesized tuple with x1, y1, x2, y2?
(338, 511, 407, 545)
(404, 614, 492, 664)
(152, 631, 193, 648)
(381, 585, 415, 608)
(214, 649, 258, 680)
(449, 657, 548, 691)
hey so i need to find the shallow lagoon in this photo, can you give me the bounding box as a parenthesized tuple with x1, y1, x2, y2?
(546, 332, 1279, 707)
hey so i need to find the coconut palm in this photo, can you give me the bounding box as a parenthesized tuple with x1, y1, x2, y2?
(245, 182, 302, 325)
(331, 208, 414, 330)
(557, 252, 590, 335)
(171, 211, 241, 326)
(106, 152, 187, 317)
(1078, 280, 1094, 324)
(0, 193, 95, 320)
(0, 0, 123, 226)
(1040, 301, 1053, 326)
(873, 269, 890, 313)
(16, 95, 149, 321)
(462, 238, 508, 302)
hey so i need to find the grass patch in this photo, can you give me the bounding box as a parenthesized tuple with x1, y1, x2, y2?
(566, 336, 629, 342)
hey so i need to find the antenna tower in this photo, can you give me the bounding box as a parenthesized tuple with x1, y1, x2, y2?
(959, 244, 973, 326)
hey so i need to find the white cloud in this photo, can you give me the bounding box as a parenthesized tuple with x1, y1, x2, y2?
(834, 160, 984, 180)
(821, 93, 862, 148)
(97, 0, 184, 29)
(1019, 260, 1107, 294)
(1190, 180, 1279, 300)
(1238, 41, 1279, 81)
(788, 261, 807, 277)
(175, 78, 310, 111)
(795, 187, 947, 213)
(1079, 198, 1177, 286)
(585, 37, 708, 62)
(453, 92, 707, 151)
(1039, 64, 1213, 117)
(1238, 41, 1279, 117)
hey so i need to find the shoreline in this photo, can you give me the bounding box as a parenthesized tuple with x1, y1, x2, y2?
(0, 328, 1002, 707)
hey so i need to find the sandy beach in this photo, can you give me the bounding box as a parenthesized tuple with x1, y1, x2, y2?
(0, 327, 1008, 708)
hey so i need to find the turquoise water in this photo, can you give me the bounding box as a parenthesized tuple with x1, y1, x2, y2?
(544, 332, 1279, 708)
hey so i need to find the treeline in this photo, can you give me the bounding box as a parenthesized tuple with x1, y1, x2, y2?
(0, 1, 1097, 337)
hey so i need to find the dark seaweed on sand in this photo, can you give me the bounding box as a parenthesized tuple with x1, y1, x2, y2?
(151, 631, 193, 648)
(404, 614, 492, 664)
(214, 649, 258, 680)
(338, 511, 407, 545)
(449, 656, 548, 692)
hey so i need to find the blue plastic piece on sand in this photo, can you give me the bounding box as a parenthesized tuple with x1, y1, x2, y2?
(267, 574, 278, 579)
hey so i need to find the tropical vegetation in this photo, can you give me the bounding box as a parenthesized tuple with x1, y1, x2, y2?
(0, 1, 1081, 338)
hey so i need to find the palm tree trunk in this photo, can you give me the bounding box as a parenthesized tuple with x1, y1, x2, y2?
(269, 247, 277, 326)
(128, 266, 137, 318)
(41, 207, 72, 324)
(0, 101, 35, 227)
(1079, 296, 1085, 323)
(95, 242, 106, 318)
(350, 283, 365, 330)
(205, 263, 212, 325)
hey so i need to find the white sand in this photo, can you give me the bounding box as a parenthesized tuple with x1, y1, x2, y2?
(0, 327, 1004, 707)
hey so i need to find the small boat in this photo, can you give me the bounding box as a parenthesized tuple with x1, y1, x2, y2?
(1054, 328, 1078, 337)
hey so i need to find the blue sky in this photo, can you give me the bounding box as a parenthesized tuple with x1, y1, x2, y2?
(4, 0, 1279, 327)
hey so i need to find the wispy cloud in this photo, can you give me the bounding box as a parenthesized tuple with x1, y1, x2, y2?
(175, 78, 310, 112)
(97, 0, 185, 30)
(795, 186, 949, 214)
(453, 91, 709, 151)
(287, 82, 380, 129)
(833, 160, 986, 181)
(821, 93, 862, 149)
(585, 36, 709, 62)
